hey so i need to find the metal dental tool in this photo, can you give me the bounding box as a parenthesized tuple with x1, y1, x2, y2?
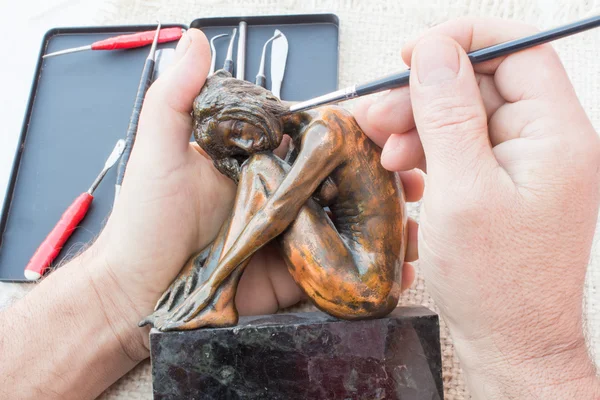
(255, 32, 281, 88)
(24, 139, 126, 281)
(236, 21, 247, 80)
(209, 33, 229, 76)
(223, 28, 238, 74)
(288, 14, 600, 113)
(270, 29, 288, 99)
(114, 21, 161, 203)
(153, 48, 176, 81)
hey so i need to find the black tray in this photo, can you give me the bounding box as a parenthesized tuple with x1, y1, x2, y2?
(0, 14, 339, 282)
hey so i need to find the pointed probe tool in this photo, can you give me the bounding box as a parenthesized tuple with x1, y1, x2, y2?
(223, 28, 238, 74)
(289, 14, 600, 113)
(255, 32, 281, 88)
(24, 139, 126, 281)
(42, 27, 184, 58)
(114, 21, 162, 203)
(208, 33, 229, 76)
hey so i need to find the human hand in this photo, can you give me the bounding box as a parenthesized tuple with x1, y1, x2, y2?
(86, 29, 302, 356)
(354, 17, 600, 399)
(84, 29, 421, 358)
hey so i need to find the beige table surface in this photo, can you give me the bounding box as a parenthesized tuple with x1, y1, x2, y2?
(1, 0, 599, 398)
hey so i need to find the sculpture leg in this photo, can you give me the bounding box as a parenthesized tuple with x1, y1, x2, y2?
(154, 154, 291, 330)
(159, 153, 400, 330)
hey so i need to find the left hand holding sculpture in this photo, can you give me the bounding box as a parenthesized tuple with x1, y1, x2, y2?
(87, 30, 304, 351)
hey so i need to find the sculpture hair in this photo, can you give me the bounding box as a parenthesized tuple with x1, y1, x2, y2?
(192, 70, 288, 182)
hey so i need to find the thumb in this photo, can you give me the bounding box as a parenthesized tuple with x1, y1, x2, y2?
(136, 28, 210, 154)
(409, 35, 496, 185)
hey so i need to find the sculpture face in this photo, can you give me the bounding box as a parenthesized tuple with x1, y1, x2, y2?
(191, 70, 286, 182)
(215, 120, 274, 153)
(140, 70, 407, 332)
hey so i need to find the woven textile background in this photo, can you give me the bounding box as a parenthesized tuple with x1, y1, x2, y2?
(1, 0, 598, 399)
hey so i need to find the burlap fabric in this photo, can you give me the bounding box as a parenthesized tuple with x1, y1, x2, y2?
(1, 1, 598, 398)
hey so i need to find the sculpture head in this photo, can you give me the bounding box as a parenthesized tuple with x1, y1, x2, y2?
(192, 70, 288, 182)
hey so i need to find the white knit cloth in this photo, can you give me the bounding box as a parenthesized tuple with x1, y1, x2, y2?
(1, 1, 599, 399)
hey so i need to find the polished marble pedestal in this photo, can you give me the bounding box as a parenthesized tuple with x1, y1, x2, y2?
(150, 306, 443, 399)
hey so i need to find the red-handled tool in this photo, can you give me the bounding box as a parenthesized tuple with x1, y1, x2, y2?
(24, 139, 126, 281)
(42, 27, 184, 58)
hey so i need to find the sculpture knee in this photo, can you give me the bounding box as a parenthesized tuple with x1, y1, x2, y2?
(351, 288, 399, 319)
(319, 282, 400, 320)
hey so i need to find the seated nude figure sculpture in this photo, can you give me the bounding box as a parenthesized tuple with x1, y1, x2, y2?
(142, 70, 407, 331)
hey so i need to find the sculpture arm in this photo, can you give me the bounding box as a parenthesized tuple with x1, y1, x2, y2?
(207, 122, 343, 289)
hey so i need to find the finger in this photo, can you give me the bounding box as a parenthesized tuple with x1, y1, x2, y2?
(273, 134, 292, 159)
(355, 74, 504, 150)
(397, 169, 425, 202)
(381, 129, 425, 172)
(401, 17, 538, 74)
(136, 29, 211, 154)
(401, 18, 574, 107)
(409, 35, 497, 183)
(353, 95, 390, 147)
(488, 100, 546, 146)
(405, 218, 419, 262)
(235, 247, 304, 315)
(401, 262, 415, 292)
(360, 87, 415, 147)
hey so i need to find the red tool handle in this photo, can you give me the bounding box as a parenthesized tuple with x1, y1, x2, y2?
(24, 192, 93, 280)
(91, 27, 184, 51)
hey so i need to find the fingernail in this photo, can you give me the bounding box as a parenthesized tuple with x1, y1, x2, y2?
(174, 32, 191, 60)
(415, 38, 459, 85)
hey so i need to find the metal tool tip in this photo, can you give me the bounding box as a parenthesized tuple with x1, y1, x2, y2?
(106, 139, 126, 167)
(210, 33, 229, 44)
(148, 21, 162, 60)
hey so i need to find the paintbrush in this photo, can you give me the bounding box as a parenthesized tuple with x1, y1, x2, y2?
(289, 14, 600, 113)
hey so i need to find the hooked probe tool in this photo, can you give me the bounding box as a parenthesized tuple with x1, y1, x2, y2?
(255, 32, 281, 88)
(42, 27, 184, 58)
(208, 33, 229, 76)
(24, 139, 126, 281)
(289, 14, 600, 113)
(223, 28, 238, 74)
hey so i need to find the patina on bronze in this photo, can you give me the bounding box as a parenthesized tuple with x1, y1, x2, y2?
(141, 70, 407, 332)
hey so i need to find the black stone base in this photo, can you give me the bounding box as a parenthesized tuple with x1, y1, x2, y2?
(150, 306, 443, 400)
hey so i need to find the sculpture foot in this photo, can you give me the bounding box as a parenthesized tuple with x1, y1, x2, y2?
(139, 248, 210, 328)
(153, 283, 238, 331)
(141, 266, 241, 332)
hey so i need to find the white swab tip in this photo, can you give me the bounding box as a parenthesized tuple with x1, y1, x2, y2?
(24, 270, 41, 281)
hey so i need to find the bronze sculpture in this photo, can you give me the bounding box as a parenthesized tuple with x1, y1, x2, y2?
(141, 70, 407, 331)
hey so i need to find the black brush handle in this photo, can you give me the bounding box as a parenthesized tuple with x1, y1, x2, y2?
(468, 14, 600, 63)
(356, 15, 600, 98)
(115, 58, 155, 187)
(356, 70, 410, 97)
